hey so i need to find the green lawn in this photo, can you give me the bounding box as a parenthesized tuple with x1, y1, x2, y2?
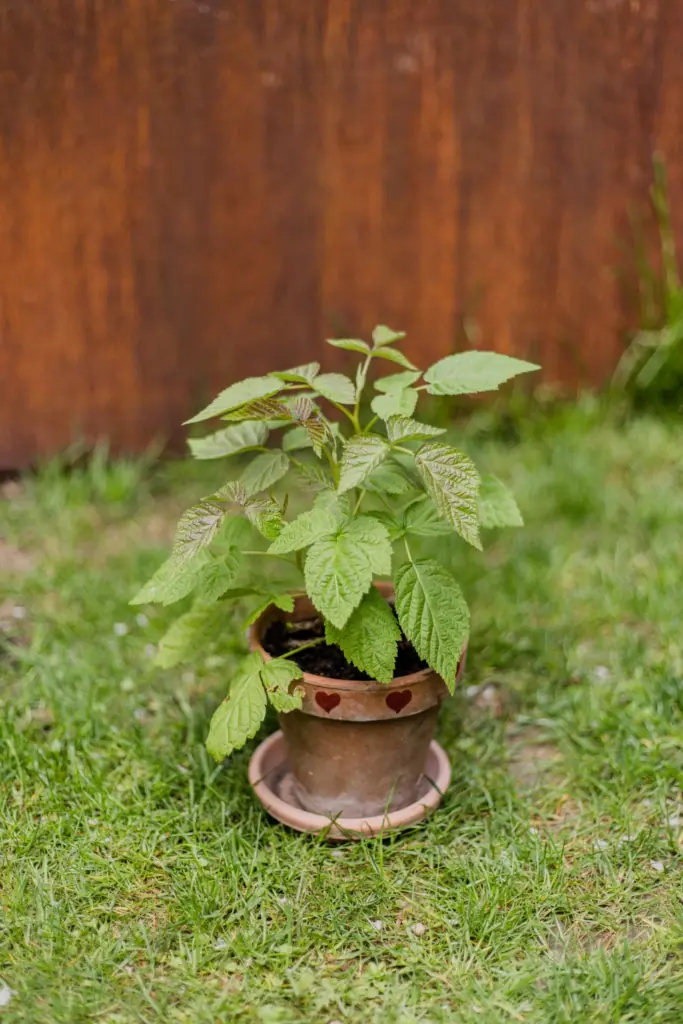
(2, 402, 683, 1023)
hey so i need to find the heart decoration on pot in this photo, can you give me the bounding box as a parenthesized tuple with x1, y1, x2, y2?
(315, 691, 341, 714)
(385, 689, 413, 714)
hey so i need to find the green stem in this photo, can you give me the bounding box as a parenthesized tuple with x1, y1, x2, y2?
(363, 416, 379, 434)
(280, 637, 326, 660)
(353, 354, 372, 432)
(403, 535, 414, 563)
(243, 550, 298, 567)
(326, 401, 357, 428)
(352, 488, 366, 515)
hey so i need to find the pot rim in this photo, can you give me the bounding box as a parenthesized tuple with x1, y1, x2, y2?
(248, 588, 465, 694)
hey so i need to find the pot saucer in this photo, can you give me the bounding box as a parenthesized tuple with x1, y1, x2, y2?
(248, 730, 451, 840)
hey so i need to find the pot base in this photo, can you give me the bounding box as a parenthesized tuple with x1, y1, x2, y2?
(248, 730, 451, 840)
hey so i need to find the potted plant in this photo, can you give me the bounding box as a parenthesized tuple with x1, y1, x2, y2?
(132, 328, 538, 833)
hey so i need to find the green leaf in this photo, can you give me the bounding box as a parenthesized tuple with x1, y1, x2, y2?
(365, 510, 404, 542)
(243, 593, 295, 628)
(268, 506, 339, 554)
(414, 442, 481, 550)
(242, 495, 284, 540)
(371, 348, 418, 370)
(371, 388, 418, 419)
(326, 338, 370, 354)
(386, 416, 446, 444)
(423, 351, 540, 396)
(221, 514, 257, 548)
(394, 559, 469, 690)
(304, 516, 387, 628)
(375, 370, 422, 393)
(221, 398, 291, 423)
(302, 417, 329, 458)
(403, 498, 452, 537)
(478, 475, 523, 529)
(282, 425, 313, 452)
(270, 362, 320, 385)
(188, 421, 268, 460)
(337, 435, 390, 494)
(364, 460, 422, 496)
(173, 500, 227, 564)
(292, 459, 334, 491)
(240, 450, 290, 496)
(346, 515, 392, 575)
(185, 377, 282, 423)
(206, 653, 267, 761)
(154, 601, 229, 669)
(372, 325, 406, 347)
(313, 373, 356, 405)
(260, 658, 304, 712)
(130, 553, 204, 606)
(131, 548, 239, 607)
(325, 587, 400, 683)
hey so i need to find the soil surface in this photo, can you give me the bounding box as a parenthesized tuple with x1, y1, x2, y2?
(262, 609, 427, 681)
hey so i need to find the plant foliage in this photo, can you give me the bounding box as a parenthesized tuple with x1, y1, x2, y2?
(133, 328, 539, 760)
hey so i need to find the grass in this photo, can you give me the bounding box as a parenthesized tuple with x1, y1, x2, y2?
(2, 401, 683, 1022)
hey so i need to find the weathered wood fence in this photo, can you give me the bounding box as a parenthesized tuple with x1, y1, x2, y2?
(1, 0, 682, 466)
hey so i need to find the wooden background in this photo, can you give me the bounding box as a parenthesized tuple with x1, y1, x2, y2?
(1, 0, 682, 467)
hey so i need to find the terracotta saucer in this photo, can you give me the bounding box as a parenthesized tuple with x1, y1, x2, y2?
(248, 730, 451, 841)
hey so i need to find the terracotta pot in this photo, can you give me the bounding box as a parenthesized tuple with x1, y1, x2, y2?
(249, 583, 466, 818)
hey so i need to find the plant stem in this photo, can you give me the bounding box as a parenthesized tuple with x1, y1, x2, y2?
(243, 550, 298, 567)
(352, 488, 366, 515)
(280, 637, 326, 660)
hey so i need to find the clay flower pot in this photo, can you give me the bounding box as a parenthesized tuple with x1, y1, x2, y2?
(249, 583, 466, 820)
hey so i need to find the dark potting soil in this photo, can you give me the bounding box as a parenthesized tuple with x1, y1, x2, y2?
(262, 608, 427, 681)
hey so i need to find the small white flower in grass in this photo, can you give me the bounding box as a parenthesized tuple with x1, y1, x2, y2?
(0, 984, 15, 1007)
(144, 643, 156, 659)
(529, 827, 538, 835)
(668, 815, 680, 828)
(11, 605, 27, 620)
(593, 839, 609, 851)
(120, 677, 135, 693)
(113, 622, 129, 637)
(213, 937, 228, 950)
(135, 613, 149, 628)
(278, 897, 288, 906)
(650, 860, 664, 872)
(412, 923, 426, 936)
(619, 834, 636, 843)
(330, 849, 344, 858)
(594, 666, 611, 682)
(133, 708, 148, 723)
(197, 857, 208, 868)
(369, 919, 383, 931)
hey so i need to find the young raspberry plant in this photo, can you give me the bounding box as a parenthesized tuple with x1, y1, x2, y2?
(131, 328, 539, 760)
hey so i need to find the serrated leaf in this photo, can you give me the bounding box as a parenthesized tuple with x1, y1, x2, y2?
(292, 459, 334, 491)
(154, 601, 229, 669)
(414, 442, 481, 550)
(326, 337, 370, 354)
(221, 398, 291, 422)
(394, 559, 469, 690)
(375, 370, 422, 393)
(221, 514, 256, 548)
(313, 489, 351, 518)
(371, 388, 419, 419)
(188, 421, 268, 460)
(313, 373, 356, 405)
(268, 506, 339, 554)
(386, 416, 446, 443)
(186, 377, 282, 424)
(337, 435, 390, 494)
(346, 515, 392, 575)
(372, 325, 407, 347)
(424, 351, 540, 396)
(371, 348, 418, 370)
(173, 500, 227, 564)
(304, 517, 383, 628)
(282, 425, 313, 452)
(270, 362, 320, 384)
(206, 653, 267, 761)
(364, 460, 422, 496)
(131, 548, 239, 608)
(240, 450, 290, 497)
(260, 657, 304, 712)
(365, 510, 405, 542)
(303, 417, 329, 457)
(325, 587, 401, 683)
(130, 553, 205, 606)
(242, 495, 284, 540)
(478, 475, 523, 529)
(214, 480, 248, 505)
(243, 592, 295, 628)
(403, 498, 453, 537)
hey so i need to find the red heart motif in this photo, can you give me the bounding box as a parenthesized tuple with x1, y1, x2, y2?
(315, 691, 341, 714)
(386, 689, 413, 714)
